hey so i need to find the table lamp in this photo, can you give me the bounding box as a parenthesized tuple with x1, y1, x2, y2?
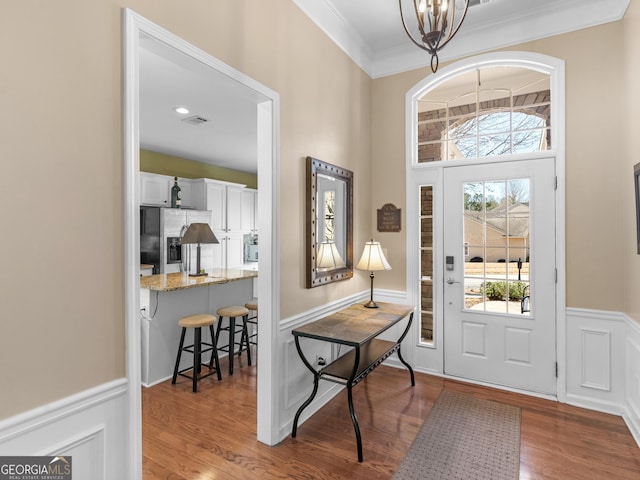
(356, 239, 391, 308)
(181, 222, 218, 277)
(316, 241, 345, 270)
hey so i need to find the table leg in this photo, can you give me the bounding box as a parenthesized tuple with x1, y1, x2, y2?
(292, 336, 319, 437)
(347, 346, 363, 462)
(397, 348, 415, 386)
(347, 382, 363, 462)
(397, 312, 416, 386)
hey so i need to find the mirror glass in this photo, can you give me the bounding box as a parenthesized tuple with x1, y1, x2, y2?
(306, 157, 353, 287)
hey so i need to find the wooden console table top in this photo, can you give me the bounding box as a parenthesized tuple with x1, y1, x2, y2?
(292, 302, 414, 346)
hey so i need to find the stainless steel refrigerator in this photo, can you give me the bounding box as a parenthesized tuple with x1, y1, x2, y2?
(140, 206, 213, 274)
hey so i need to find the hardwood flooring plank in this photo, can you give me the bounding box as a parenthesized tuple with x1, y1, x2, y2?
(143, 354, 640, 479)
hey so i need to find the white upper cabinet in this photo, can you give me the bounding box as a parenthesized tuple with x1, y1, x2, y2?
(140, 172, 171, 206)
(178, 179, 194, 208)
(140, 172, 196, 208)
(203, 181, 227, 231)
(226, 185, 244, 232)
(192, 179, 245, 233)
(241, 188, 258, 234)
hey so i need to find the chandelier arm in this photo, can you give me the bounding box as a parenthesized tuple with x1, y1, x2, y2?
(398, 0, 432, 53)
(435, 0, 470, 50)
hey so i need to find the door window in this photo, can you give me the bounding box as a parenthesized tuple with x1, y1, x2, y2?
(462, 179, 531, 316)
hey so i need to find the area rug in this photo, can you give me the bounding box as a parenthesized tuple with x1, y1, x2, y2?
(393, 390, 521, 480)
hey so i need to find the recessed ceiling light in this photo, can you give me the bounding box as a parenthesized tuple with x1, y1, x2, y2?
(175, 106, 190, 114)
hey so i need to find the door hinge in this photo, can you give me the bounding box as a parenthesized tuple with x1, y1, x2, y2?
(554, 176, 558, 190)
(555, 268, 558, 283)
(555, 362, 559, 378)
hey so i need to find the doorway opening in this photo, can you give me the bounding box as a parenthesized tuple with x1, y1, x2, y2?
(123, 9, 280, 479)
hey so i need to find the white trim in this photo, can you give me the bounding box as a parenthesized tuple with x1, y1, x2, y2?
(122, 10, 281, 477)
(122, 10, 143, 480)
(0, 378, 127, 442)
(291, 0, 373, 75)
(280, 291, 367, 330)
(292, 0, 630, 78)
(0, 379, 128, 480)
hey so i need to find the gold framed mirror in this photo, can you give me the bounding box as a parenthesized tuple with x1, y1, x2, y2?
(306, 156, 353, 288)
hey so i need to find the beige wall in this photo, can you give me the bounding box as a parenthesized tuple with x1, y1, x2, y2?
(3, 0, 638, 422)
(372, 10, 636, 314)
(623, 2, 640, 324)
(0, 0, 371, 419)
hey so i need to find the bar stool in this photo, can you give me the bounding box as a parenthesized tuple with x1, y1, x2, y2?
(215, 306, 251, 375)
(172, 313, 222, 393)
(245, 300, 258, 347)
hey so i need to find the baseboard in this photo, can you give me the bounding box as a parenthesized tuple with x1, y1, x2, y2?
(564, 392, 626, 416)
(0, 378, 130, 479)
(623, 406, 640, 447)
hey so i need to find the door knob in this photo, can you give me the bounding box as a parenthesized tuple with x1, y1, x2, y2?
(446, 277, 461, 284)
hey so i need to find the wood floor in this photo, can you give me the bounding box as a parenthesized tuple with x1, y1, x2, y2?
(142, 351, 640, 479)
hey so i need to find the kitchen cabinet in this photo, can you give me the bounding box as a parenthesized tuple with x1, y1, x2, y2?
(226, 185, 244, 232)
(178, 179, 194, 208)
(191, 179, 247, 269)
(140, 172, 171, 206)
(193, 179, 244, 232)
(212, 232, 244, 269)
(241, 188, 258, 234)
(140, 172, 196, 208)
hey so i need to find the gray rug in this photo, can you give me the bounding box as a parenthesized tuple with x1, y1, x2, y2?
(393, 390, 521, 480)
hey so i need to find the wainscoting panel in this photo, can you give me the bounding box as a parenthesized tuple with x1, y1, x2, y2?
(580, 328, 611, 391)
(625, 319, 640, 445)
(566, 308, 627, 415)
(0, 378, 129, 480)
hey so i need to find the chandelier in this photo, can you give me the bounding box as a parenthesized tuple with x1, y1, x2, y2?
(399, 0, 469, 73)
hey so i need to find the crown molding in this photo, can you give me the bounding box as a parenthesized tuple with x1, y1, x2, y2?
(293, 0, 631, 79)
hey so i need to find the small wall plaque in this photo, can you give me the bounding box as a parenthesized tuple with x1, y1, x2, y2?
(377, 203, 401, 232)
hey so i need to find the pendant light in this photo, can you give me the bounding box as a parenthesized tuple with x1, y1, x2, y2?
(399, 0, 470, 73)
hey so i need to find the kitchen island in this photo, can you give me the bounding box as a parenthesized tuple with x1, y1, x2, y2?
(140, 268, 258, 386)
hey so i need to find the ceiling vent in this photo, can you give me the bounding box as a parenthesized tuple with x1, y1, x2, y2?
(181, 115, 209, 126)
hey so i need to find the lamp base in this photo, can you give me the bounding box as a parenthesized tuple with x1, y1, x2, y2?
(362, 300, 379, 309)
(188, 272, 208, 277)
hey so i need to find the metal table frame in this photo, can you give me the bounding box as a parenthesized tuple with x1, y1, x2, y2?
(291, 302, 415, 462)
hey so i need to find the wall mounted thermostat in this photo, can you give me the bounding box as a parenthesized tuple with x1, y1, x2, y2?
(446, 256, 454, 271)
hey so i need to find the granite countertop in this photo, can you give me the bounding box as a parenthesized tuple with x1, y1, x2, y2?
(140, 268, 258, 292)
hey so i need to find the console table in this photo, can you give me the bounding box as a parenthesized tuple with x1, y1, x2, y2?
(291, 302, 415, 462)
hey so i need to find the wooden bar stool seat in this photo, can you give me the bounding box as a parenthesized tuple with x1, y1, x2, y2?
(172, 313, 222, 393)
(215, 306, 251, 375)
(245, 300, 258, 346)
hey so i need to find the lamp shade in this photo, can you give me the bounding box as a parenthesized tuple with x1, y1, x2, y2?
(356, 240, 391, 272)
(316, 241, 345, 269)
(181, 223, 219, 244)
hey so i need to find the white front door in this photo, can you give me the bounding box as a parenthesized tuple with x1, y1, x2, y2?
(443, 158, 557, 395)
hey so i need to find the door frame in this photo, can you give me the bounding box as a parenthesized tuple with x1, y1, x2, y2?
(123, 9, 281, 479)
(404, 51, 566, 399)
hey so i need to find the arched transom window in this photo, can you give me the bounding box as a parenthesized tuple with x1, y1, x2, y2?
(417, 67, 551, 162)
